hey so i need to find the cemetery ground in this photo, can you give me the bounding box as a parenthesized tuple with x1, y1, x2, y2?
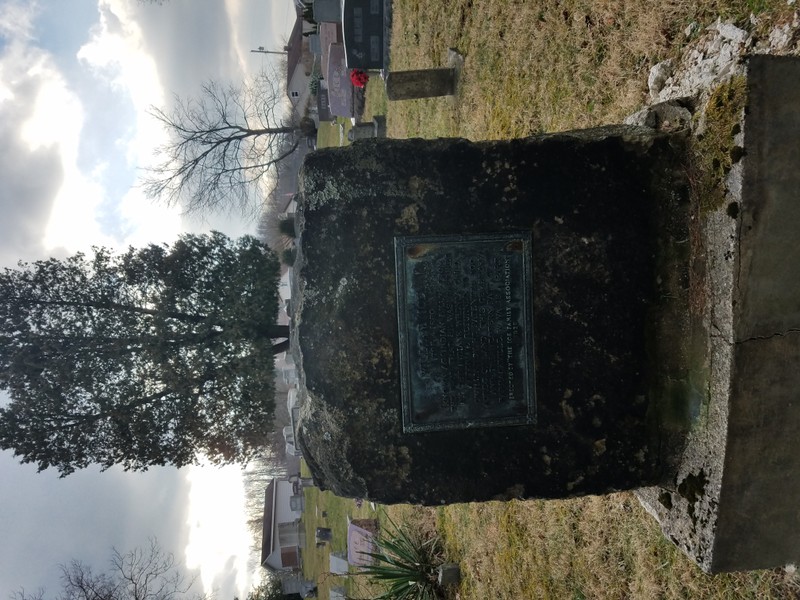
(304, 0, 800, 597)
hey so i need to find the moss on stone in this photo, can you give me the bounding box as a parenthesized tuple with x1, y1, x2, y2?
(690, 76, 748, 214)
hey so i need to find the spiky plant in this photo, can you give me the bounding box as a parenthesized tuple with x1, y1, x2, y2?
(359, 518, 445, 600)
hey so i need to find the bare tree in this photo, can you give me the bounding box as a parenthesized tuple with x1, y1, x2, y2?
(12, 539, 205, 600)
(144, 67, 315, 217)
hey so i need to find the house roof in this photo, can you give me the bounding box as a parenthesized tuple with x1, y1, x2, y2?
(260, 479, 277, 569)
(319, 23, 342, 77)
(286, 16, 304, 93)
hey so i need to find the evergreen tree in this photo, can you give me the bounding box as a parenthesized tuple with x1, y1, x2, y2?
(0, 232, 288, 475)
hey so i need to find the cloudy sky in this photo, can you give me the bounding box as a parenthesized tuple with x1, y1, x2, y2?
(0, 0, 295, 597)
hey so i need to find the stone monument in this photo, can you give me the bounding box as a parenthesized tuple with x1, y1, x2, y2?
(292, 125, 695, 505)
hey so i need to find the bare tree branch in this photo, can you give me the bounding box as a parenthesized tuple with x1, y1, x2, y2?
(11, 539, 205, 600)
(143, 67, 313, 218)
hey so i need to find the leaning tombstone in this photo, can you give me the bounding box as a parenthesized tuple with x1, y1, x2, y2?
(385, 49, 463, 101)
(293, 125, 695, 505)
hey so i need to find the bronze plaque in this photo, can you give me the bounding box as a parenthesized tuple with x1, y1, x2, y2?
(394, 233, 536, 433)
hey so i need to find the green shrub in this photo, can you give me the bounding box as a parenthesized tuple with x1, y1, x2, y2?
(309, 73, 322, 96)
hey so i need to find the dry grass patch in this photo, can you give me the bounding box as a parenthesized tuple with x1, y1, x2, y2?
(362, 76, 389, 121)
(316, 118, 351, 149)
(386, 0, 794, 140)
(437, 493, 796, 599)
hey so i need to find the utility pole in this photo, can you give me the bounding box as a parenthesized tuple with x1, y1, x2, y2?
(251, 46, 288, 56)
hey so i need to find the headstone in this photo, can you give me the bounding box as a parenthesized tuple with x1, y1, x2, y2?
(317, 88, 332, 122)
(293, 126, 694, 504)
(308, 34, 321, 56)
(315, 527, 333, 542)
(326, 43, 355, 118)
(437, 564, 461, 586)
(329, 589, 346, 600)
(329, 553, 349, 575)
(347, 520, 377, 566)
(385, 68, 456, 100)
(342, 0, 384, 69)
(346, 117, 387, 141)
(313, 0, 342, 23)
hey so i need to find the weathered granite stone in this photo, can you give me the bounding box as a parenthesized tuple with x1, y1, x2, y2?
(346, 118, 387, 142)
(385, 69, 456, 100)
(293, 126, 693, 505)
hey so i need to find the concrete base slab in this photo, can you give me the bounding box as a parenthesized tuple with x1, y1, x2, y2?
(638, 55, 800, 572)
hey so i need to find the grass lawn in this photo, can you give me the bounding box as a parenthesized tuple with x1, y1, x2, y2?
(316, 117, 352, 149)
(300, 462, 381, 599)
(299, 1, 800, 598)
(386, 0, 793, 140)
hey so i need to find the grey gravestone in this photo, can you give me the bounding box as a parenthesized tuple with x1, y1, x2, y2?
(385, 68, 456, 100)
(346, 117, 386, 141)
(313, 0, 342, 23)
(326, 43, 354, 118)
(293, 126, 694, 505)
(317, 88, 331, 122)
(308, 34, 321, 56)
(319, 23, 342, 76)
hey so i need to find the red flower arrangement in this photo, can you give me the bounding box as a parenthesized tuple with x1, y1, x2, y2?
(350, 69, 369, 88)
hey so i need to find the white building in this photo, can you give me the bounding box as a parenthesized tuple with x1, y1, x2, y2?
(260, 478, 306, 572)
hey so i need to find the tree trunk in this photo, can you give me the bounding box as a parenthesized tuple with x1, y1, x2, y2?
(266, 324, 290, 339)
(271, 339, 290, 355)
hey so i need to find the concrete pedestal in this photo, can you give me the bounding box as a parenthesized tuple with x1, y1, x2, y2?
(638, 55, 800, 572)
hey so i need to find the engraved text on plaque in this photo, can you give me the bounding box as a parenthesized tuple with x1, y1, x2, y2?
(394, 233, 536, 432)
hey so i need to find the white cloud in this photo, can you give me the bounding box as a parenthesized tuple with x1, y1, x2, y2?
(4, 29, 113, 253)
(0, 0, 181, 256)
(79, 0, 168, 168)
(20, 61, 81, 151)
(118, 186, 183, 247)
(72, 0, 186, 249)
(0, 0, 38, 42)
(185, 462, 255, 598)
(224, 0, 251, 81)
